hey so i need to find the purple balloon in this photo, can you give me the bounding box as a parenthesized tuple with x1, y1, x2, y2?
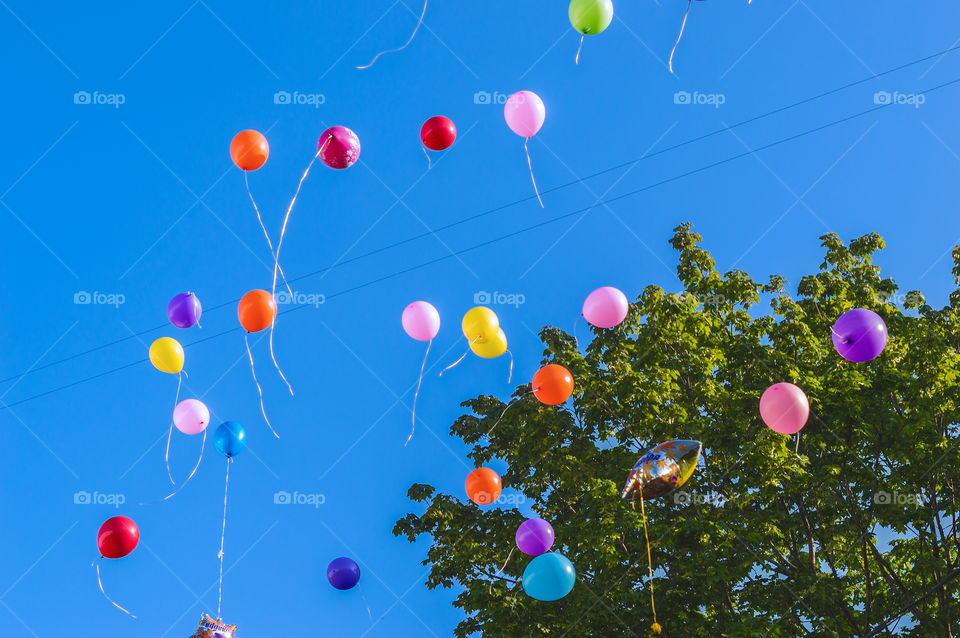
(516, 518, 555, 556)
(327, 557, 361, 590)
(832, 308, 888, 362)
(167, 292, 202, 329)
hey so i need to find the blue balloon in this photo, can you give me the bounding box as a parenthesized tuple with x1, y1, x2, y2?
(522, 552, 576, 601)
(327, 557, 361, 590)
(214, 421, 247, 458)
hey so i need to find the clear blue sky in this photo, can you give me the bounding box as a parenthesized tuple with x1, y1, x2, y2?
(0, 1, 958, 635)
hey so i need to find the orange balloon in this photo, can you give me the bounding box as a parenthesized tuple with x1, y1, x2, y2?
(532, 364, 574, 406)
(465, 467, 502, 505)
(230, 130, 269, 171)
(238, 289, 276, 333)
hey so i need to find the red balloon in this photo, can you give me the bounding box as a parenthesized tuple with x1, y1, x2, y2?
(532, 364, 574, 406)
(420, 116, 457, 151)
(98, 516, 139, 559)
(465, 467, 502, 505)
(238, 289, 277, 333)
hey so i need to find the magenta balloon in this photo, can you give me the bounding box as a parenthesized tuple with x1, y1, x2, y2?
(319, 126, 360, 169)
(832, 308, 888, 362)
(402, 301, 440, 341)
(516, 518, 555, 556)
(504, 91, 546, 138)
(173, 399, 210, 435)
(759, 383, 809, 435)
(582, 287, 629, 328)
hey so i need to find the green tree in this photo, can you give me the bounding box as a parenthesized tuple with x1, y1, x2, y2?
(394, 224, 960, 637)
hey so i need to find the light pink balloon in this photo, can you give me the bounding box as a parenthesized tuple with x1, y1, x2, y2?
(402, 301, 440, 341)
(173, 399, 210, 435)
(582, 287, 629, 329)
(759, 383, 809, 435)
(504, 91, 546, 138)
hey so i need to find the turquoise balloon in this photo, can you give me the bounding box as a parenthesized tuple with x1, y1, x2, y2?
(214, 421, 247, 458)
(522, 552, 576, 601)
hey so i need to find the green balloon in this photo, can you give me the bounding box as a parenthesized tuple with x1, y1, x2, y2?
(569, 0, 614, 35)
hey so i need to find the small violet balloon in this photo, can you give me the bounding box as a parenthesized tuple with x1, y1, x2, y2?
(167, 292, 202, 328)
(327, 557, 361, 590)
(319, 126, 361, 169)
(214, 421, 247, 458)
(402, 301, 441, 341)
(173, 399, 210, 435)
(516, 518, 555, 556)
(522, 552, 576, 601)
(832, 308, 888, 362)
(759, 383, 809, 435)
(582, 286, 629, 329)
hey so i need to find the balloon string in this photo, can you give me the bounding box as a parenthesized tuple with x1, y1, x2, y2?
(406, 339, 432, 447)
(506, 349, 514, 384)
(356, 0, 428, 69)
(636, 491, 659, 632)
(272, 143, 325, 301)
(422, 146, 432, 170)
(668, 0, 693, 73)
(523, 139, 544, 208)
(268, 323, 294, 396)
(495, 546, 515, 577)
(164, 372, 183, 485)
(218, 458, 232, 620)
(359, 583, 373, 620)
(487, 390, 535, 437)
(573, 315, 580, 348)
(244, 171, 293, 302)
(94, 557, 136, 618)
(812, 299, 847, 341)
(439, 336, 480, 377)
(155, 428, 207, 503)
(245, 334, 280, 439)
(575, 35, 584, 65)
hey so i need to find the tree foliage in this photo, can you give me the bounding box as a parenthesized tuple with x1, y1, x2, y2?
(395, 224, 960, 637)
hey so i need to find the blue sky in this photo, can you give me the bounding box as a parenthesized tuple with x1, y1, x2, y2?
(0, 1, 958, 635)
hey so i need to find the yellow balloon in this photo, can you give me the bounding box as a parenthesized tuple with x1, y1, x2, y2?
(471, 328, 507, 359)
(462, 306, 499, 341)
(149, 337, 184, 374)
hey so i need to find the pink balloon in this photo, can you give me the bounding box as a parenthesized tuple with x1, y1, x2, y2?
(582, 287, 629, 329)
(759, 383, 809, 435)
(402, 301, 440, 341)
(173, 399, 210, 435)
(319, 126, 361, 169)
(504, 91, 546, 138)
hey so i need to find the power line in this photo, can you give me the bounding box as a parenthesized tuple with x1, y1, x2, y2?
(2, 74, 959, 412)
(2, 44, 957, 387)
